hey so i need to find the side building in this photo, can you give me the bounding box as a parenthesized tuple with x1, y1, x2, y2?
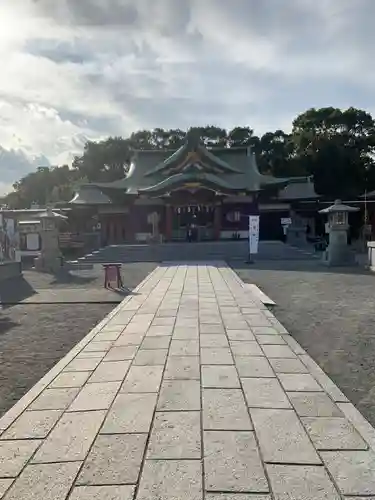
(69, 132, 319, 244)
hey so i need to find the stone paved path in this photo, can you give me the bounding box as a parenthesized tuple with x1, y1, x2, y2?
(1, 262, 375, 499)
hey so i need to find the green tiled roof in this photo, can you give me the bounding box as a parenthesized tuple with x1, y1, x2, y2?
(93, 147, 288, 194)
(139, 172, 237, 194)
(70, 138, 295, 203)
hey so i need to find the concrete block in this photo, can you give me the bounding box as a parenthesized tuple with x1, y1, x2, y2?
(4, 462, 81, 500)
(147, 325, 174, 336)
(321, 450, 375, 495)
(267, 464, 340, 499)
(29, 388, 80, 411)
(201, 347, 234, 365)
(64, 357, 102, 372)
(0, 440, 41, 477)
(164, 356, 200, 380)
(133, 349, 168, 366)
(172, 327, 199, 339)
(200, 324, 225, 334)
(89, 361, 131, 383)
(256, 335, 286, 345)
(0, 479, 13, 498)
(262, 345, 296, 359)
(78, 434, 147, 485)
(302, 417, 368, 450)
(136, 460, 202, 500)
(269, 358, 308, 374)
(288, 392, 343, 418)
(69, 485, 135, 500)
(1, 410, 63, 440)
(236, 357, 275, 378)
(200, 335, 229, 348)
(170, 339, 199, 356)
(202, 365, 240, 388)
(226, 329, 256, 341)
(204, 431, 268, 493)
(101, 393, 157, 434)
(49, 371, 91, 389)
(103, 346, 137, 361)
(67, 382, 120, 412)
(157, 380, 200, 411)
(277, 373, 323, 392)
(147, 411, 201, 459)
(242, 378, 290, 409)
(113, 333, 143, 346)
(33, 411, 105, 463)
(141, 336, 171, 349)
(251, 327, 279, 335)
(251, 408, 321, 464)
(230, 341, 263, 357)
(203, 389, 252, 430)
(121, 365, 163, 393)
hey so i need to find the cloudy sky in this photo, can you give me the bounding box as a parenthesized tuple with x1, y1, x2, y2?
(0, 0, 374, 194)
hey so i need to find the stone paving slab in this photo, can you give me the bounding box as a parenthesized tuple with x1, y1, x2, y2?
(2, 262, 375, 498)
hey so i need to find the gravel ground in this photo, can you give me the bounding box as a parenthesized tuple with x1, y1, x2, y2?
(232, 256, 375, 428)
(0, 263, 156, 417)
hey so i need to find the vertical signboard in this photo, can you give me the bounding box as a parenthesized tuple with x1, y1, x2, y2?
(249, 215, 260, 255)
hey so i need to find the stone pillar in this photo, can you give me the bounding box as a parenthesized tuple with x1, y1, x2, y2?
(214, 205, 222, 240)
(165, 205, 173, 242)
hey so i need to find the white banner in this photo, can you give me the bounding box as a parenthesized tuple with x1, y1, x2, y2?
(249, 215, 260, 254)
(281, 217, 292, 226)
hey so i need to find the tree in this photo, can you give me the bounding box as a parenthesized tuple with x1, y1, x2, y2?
(292, 107, 375, 197)
(3, 165, 79, 209)
(227, 127, 255, 148)
(4, 107, 375, 207)
(72, 136, 132, 182)
(257, 130, 304, 177)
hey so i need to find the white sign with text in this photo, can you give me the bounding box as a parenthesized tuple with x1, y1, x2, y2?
(249, 215, 260, 255)
(281, 217, 292, 226)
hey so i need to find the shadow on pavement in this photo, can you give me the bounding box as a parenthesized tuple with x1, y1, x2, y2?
(0, 315, 19, 336)
(229, 258, 371, 276)
(32, 269, 97, 287)
(0, 276, 36, 308)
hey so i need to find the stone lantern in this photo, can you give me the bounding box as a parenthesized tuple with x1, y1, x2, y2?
(34, 207, 68, 272)
(319, 199, 359, 266)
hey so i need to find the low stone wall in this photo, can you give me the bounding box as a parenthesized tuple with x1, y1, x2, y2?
(0, 261, 22, 282)
(368, 242, 375, 271)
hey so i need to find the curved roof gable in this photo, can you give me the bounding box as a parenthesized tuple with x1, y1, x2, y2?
(70, 185, 111, 205)
(139, 172, 237, 194)
(143, 130, 242, 177)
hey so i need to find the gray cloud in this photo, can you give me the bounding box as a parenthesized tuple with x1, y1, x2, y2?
(0, 0, 374, 190)
(31, 0, 191, 34)
(25, 38, 93, 64)
(32, 0, 139, 26)
(0, 146, 50, 193)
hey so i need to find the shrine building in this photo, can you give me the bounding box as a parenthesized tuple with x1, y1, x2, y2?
(69, 130, 318, 244)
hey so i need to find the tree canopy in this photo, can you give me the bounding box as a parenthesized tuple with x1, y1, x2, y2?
(2, 106, 375, 208)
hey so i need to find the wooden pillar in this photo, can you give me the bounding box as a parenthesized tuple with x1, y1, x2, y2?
(165, 205, 173, 242)
(214, 204, 221, 240)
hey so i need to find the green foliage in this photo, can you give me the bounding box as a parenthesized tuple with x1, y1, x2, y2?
(3, 107, 375, 208)
(292, 107, 375, 197)
(4, 165, 80, 209)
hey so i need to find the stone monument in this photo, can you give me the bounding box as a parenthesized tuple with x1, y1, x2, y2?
(319, 200, 359, 266)
(34, 207, 67, 273)
(286, 211, 305, 246)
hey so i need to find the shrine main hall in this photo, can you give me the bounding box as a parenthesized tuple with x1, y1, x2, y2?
(70, 131, 317, 244)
